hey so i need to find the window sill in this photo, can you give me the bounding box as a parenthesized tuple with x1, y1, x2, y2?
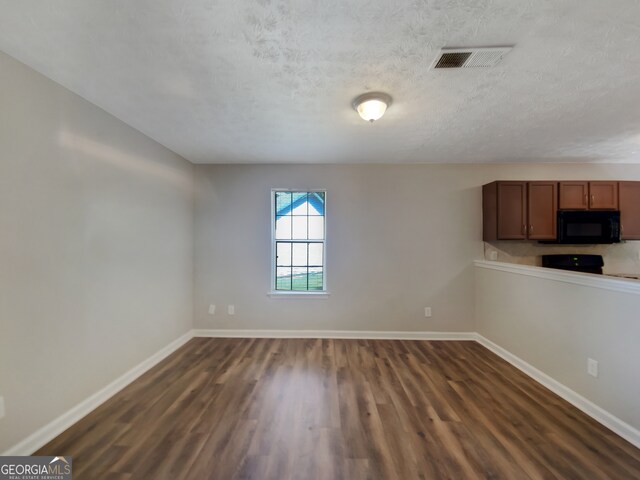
(267, 291, 330, 299)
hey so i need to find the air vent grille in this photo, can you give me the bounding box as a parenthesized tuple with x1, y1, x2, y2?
(432, 47, 513, 69)
(434, 52, 472, 68)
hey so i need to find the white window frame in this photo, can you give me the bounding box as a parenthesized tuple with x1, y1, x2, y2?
(269, 188, 329, 298)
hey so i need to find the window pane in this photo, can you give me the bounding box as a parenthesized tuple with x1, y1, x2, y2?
(291, 267, 308, 290)
(275, 215, 292, 240)
(273, 190, 325, 292)
(292, 243, 307, 266)
(276, 267, 292, 290)
(308, 192, 325, 215)
(275, 192, 292, 215)
(292, 216, 308, 239)
(276, 242, 292, 266)
(308, 267, 323, 290)
(308, 216, 324, 239)
(308, 243, 323, 266)
(291, 192, 308, 215)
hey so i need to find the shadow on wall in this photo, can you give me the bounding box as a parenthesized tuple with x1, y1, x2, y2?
(484, 241, 640, 274)
(58, 130, 192, 189)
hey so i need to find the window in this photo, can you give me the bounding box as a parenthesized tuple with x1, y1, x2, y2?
(272, 190, 326, 292)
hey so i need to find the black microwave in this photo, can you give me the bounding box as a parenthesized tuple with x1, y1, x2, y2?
(555, 210, 621, 244)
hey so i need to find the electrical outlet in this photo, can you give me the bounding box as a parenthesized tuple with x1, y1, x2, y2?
(0, 396, 5, 420)
(489, 251, 498, 261)
(587, 358, 599, 378)
(424, 307, 432, 318)
(228, 305, 235, 315)
(208, 304, 216, 315)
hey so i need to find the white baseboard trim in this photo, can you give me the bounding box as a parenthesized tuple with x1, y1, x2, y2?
(475, 333, 640, 449)
(192, 329, 477, 340)
(2, 330, 194, 456)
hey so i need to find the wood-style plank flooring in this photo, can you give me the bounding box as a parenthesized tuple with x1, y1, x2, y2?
(36, 338, 640, 479)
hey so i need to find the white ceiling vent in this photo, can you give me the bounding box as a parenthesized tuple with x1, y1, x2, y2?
(432, 47, 513, 69)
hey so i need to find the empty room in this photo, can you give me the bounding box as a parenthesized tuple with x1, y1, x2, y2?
(1, 1, 640, 479)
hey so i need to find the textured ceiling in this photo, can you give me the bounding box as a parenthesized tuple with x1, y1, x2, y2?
(2, 0, 640, 164)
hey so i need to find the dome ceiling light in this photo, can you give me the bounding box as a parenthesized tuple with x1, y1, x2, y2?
(352, 92, 392, 123)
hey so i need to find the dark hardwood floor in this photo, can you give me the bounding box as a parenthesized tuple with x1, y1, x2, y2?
(36, 338, 640, 479)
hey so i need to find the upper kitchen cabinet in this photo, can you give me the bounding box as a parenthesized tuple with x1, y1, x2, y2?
(558, 181, 588, 209)
(483, 181, 556, 241)
(527, 182, 558, 240)
(588, 181, 618, 210)
(497, 182, 527, 239)
(483, 182, 525, 240)
(619, 182, 640, 240)
(559, 181, 618, 210)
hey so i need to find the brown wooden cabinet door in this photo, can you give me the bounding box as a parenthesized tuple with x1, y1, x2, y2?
(497, 182, 527, 239)
(482, 182, 498, 241)
(619, 182, 640, 240)
(589, 181, 618, 210)
(528, 182, 558, 240)
(559, 182, 588, 209)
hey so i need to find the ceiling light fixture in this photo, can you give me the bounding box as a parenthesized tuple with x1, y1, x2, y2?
(352, 92, 392, 122)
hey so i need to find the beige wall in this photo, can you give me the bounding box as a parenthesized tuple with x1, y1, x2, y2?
(194, 164, 481, 332)
(475, 265, 640, 431)
(193, 163, 640, 332)
(0, 51, 194, 452)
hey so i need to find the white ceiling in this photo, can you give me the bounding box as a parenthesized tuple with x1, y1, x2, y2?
(2, 0, 640, 164)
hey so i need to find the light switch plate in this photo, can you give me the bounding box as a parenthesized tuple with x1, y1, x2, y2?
(208, 304, 216, 315)
(228, 305, 235, 315)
